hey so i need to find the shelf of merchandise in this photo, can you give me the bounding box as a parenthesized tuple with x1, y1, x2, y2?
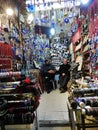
(0, 70, 41, 130)
(68, 80, 98, 130)
(73, 14, 91, 77)
(73, 39, 82, 62)
(82, 49, 91, 76)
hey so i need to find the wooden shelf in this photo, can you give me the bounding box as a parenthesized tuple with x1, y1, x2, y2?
(73, 16, 91, 77)
(83, 60, 90, 64)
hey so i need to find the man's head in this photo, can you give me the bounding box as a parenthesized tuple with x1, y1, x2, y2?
(63, 58, 68, 65)
(45, 59, 51, 65)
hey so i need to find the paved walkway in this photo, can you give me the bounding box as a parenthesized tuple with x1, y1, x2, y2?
(37, 89, 70, 126)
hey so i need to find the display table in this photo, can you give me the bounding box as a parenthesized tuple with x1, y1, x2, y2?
(68, 78, 98, 130)
(67, 100, 98, 130)
(0, 73, 41, 130)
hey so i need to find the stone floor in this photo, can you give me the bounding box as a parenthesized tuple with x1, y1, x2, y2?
(37, 89, 70, 126)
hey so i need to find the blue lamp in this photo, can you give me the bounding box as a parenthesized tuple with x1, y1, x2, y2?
(64, 18, 69, 23)
(27, 4, 35, 13)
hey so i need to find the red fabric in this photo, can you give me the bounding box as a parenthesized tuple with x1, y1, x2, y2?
(96, 66, 98, 70)
(0, 58, 12, 69)
(88, 0, 98, 36)
(0, 42, 13, 58)
(89, 18, 95, 38)
(94, 17, 98, 30)
(23, 78, 31, 84)
(0, 42, 14, 70)
(94, 0, 98, 14)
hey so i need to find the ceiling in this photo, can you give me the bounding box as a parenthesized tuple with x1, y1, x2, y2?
(25, 0, 81, 34)
(0, 0, 81, 37)
(25, 0, 81, 37)
(26, 0, 81, 12)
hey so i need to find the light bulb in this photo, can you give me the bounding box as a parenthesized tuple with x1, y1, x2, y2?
(50, 28, 55, 35)
(6, 8, 13, 16)
(81, 0, 89, 5)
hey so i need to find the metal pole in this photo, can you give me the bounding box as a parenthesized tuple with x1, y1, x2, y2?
(35, 110, 39, 130)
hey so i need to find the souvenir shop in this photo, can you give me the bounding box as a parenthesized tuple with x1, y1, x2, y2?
(0, 0, 98, 130)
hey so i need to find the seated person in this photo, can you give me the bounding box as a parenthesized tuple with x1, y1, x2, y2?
(40, 59, 56, 93)
(58, 58, 70, 93)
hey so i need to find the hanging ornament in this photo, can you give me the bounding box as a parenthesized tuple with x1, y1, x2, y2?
(35, 18, 40, 25)
(73, 23, 78, 30)
(27, 4, 35, 13)
(64, 18, 69, 23)
(52, 15, 55, 20)
(51, 21, 55, 28)
(44, 15, 48, 19)
(11, 47, 15, 56)
(73, 12, 78, 17)
(37, 3, 40, 7)
(79, 15, 85, 20)
(48, 2, 50, 6)
(71, 29, 75, 34)
(68, 13, 73, 19)
(68, 31, 73, 37)
(94, 36, 98, 43)
(41, 14, 44, 19)
(57, 19, 61, 23)
(39, 28, 42, 35)
(50, 2, 53, 5)
(60, 22, 62, 27)
(43, 2, 46, 7)
(96, 48, 98, 56)
(64, 12, 68, 17)
(21, 28, 27, 35)
(41, 18, 47, 23)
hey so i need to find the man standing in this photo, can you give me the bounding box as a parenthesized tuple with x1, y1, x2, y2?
(58, 58, 70, 93)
